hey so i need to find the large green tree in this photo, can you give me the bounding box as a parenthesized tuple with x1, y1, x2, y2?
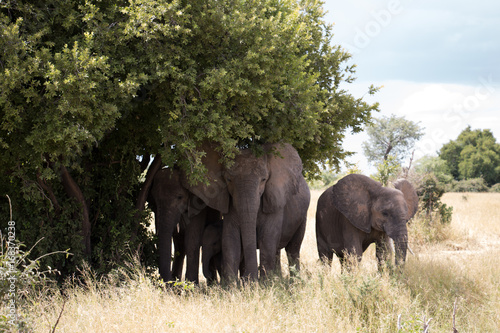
(1, 0, 378, 275)
(439, 127, 500, 186)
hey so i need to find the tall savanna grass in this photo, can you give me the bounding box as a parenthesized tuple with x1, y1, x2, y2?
(4, 192, 500, 332)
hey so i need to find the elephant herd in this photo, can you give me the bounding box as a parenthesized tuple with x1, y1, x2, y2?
(148, 142, 418, 285)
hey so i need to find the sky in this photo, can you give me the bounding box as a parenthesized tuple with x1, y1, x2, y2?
(322, 0, 500, 174)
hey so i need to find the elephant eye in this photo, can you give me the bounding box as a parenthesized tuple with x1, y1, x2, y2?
(177, 195, 183, 200)
(382, 211, 389, 217)
(261, 178, 267, 182)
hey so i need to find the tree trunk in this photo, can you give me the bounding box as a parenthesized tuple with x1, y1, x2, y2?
(383, 142, 393, 160)
(132, 155, 162, 241)
(60, 165, 91, 258)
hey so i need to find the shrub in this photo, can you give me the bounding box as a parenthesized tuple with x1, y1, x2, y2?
(0, 234, 68, 331)
(450, 178, 489, 192)
(417, 174, 452, 223)
(372, 155, 401, 186)
(412, 174, 453, 246)
(489, 183, 500, 192)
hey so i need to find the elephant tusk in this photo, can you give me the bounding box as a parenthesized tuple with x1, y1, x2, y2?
(407, 243, 414, 255)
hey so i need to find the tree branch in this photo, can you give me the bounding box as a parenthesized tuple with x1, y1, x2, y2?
(131, 155, 162, 241)
(36, 173, 61, 212)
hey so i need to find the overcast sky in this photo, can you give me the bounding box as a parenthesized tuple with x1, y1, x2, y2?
(322, 1, 500, 173)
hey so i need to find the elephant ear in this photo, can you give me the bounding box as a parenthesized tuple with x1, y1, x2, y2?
(262, 143, 302, 214)
(331, 174, 379, 233)
(181, 142, 230, 214)
(187, 194, 207, 218)
(393, 179, 419, 220)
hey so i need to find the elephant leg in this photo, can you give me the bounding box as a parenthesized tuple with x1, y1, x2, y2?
(171, 225, 185, 280)
(238, 255, 246, 278)
(285, 219, 307, 274)
(221, 220, 242, 282)
(338, 250, 361, 273)
(156, 207, 176, 282)
(340, 222, 364, 271)
(184, 210, 207, 284)
(207, 253, 222, 285)
(320, 249, 334, 266)
(257, 212, 283, 278)
(274, 251, 282, 278)
(316, 224, 335, 266)
(338, 244, 363, 273)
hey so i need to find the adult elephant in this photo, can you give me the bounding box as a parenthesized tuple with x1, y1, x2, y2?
(149, 168, 221, 283)
(186, 142, 310, 281)
(201, 175, 310, 282)
(316, 174, 418, 270)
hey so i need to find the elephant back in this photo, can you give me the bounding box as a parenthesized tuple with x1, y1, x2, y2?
(393, 179, 419, 220)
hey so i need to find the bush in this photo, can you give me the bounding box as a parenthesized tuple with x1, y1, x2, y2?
(416, 174, 453, 226)
(372, 155, 401, 186)
(489, 183, 500, 192)
(0, 234, 67, 331)
(450, 178, 489, 192)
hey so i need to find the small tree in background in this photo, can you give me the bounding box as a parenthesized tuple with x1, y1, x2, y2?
(417, 174, 452, 225)
(362, 114, 424, 165)
(373, 155, 401, 186)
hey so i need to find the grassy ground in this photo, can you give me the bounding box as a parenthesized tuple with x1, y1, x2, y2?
(5, 192, 500, 332)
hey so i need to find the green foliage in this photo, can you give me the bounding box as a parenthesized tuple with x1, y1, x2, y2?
(439, 126, 500, 186)
(340, 274, 390, 327)
(362, 114, 424, 164)
(307, 167, 339, 189)
(0, 233, 68, 331)
(416, 174, 453, 225)
(372, 155, 400, 186)
(414, 155, 454, 184)
(449, 178, 489, 193)
(490, 183, 500, 193)
(1, 0, 378, 277)
(345, 163, 363, 175)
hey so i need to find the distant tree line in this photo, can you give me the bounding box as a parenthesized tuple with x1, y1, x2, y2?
(416, 126, 500, 192)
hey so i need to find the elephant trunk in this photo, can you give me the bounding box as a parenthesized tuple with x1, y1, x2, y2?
(156, 206, 181, 282)
(393, 232, 408, 266)
(233, 189, 260, 280)
(202, 244, 214, 282)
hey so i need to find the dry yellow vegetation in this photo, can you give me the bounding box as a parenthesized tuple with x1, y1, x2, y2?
(6, 191, 500, 332)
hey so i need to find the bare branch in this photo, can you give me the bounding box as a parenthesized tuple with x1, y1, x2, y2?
(51, 298, 66, 333)
(452, 298, 459, 333)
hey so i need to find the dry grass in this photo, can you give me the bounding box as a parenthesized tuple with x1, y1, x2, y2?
(442, 192, 500, 242)
(5, 191, 500, 332)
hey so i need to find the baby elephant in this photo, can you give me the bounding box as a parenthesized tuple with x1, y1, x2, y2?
(201, 220, 223, 285)
(201, 220, 263, 283)
(316, 174, 418, 270)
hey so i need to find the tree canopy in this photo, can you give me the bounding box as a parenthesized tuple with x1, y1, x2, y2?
(1, 0, 378, 275)
(362, 114, 424, 164)
(439, 126, 500, 186)
(414, 155, 453, 184)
